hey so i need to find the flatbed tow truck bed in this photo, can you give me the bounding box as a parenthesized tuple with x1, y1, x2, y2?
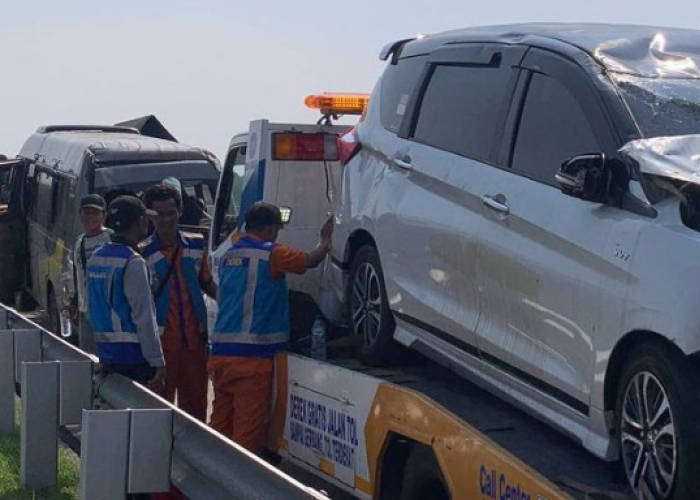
(313, 336, 631, 500)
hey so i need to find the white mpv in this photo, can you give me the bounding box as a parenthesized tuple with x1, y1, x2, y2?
(324, 24, 700, 500)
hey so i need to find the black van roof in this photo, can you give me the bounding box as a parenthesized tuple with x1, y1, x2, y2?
(397, 23, 700, 78)
(19, 127, 214, 170)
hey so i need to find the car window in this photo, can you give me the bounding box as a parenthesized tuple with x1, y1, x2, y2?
(511, 73, 600, 186)
(380, 55, 428, 134)
(411, 64, 511, 163)
(212, 145, 249, 250)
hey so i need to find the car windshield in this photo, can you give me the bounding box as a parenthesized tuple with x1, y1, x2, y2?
(612, 74, 700, 138)
(93, 160, 220, 227)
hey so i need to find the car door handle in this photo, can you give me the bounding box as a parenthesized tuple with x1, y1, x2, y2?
(393, 157, 413, 170)
(482, 194, 509, 214)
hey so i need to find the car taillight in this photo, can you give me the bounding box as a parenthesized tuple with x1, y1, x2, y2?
(337, 127, 361, 166)
(273, 132, 338, 161)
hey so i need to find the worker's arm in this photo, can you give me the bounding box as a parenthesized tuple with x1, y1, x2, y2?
(123, 257, 166, 368)
(305, 216, 334, 270)
(199, 250, 218, 299)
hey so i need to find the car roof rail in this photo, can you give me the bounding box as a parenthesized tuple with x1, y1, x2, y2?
(37, 125, 141, 135)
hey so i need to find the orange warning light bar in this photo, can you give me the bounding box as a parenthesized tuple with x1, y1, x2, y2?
(304, 93, 370, 115)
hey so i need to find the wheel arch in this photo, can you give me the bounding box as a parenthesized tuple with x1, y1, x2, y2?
(603, 330, 687, 417)
(344, 229, 377, 267)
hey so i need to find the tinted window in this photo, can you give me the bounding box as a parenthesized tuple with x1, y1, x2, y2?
(380, 55, 428, 133)
(212, 146, 250, 250)
(512, 73, 600, 185)
(33, 170, 53, 226)
(411, 64, 511, 163)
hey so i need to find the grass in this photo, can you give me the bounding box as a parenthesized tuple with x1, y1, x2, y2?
(0, 398, 79, 500)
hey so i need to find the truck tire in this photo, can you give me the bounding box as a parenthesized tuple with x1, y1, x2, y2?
(348, 245, 396, 367)
(399, 446, 449, 500)
(616, 343, 700, 500)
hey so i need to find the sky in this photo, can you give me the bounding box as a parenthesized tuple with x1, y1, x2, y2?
(1, 0, 700, 161)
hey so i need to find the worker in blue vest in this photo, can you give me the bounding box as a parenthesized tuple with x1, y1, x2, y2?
(209, 201, 333, 453)
(140, 184, 217, 421)
(87, 195, 166, 391)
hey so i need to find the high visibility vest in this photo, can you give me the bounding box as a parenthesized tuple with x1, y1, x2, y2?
(211, 236, 289, 358)
(140, 232, 208, 336)
(87, 243, 146, 365)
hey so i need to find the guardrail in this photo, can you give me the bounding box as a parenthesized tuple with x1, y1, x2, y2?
(0, 303, 329, 500)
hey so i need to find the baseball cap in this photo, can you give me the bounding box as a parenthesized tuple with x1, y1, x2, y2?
(79, 194, 107, 211)
(106, 195, 156, 230)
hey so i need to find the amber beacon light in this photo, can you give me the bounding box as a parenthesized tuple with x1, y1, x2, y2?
(304, 93, 370, 115)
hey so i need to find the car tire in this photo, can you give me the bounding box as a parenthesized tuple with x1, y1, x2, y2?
(616, 342, 700, 500)
(348, 245, 396, 366)
(398, 446, 449, 500)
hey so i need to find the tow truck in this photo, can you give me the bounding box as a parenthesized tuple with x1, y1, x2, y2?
(206, 95, 631, 500)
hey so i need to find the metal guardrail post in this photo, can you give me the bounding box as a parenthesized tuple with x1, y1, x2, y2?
(59, 361, 93, 425)
(0, 330, 14, 433)
(21, 361, 59, 489)
(128, 409, 173, 494)
(80, 409, 130, 500)
(13, 329, 41, 384)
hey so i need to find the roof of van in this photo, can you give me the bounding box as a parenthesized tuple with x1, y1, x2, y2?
(19, 128, 216, 171)
(399, 23, 700, 78)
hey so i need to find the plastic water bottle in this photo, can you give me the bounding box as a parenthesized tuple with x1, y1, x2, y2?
(59, 309, 73, 338)
(310, 313, 327, 361)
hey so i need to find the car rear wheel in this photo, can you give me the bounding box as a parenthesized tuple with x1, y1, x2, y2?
(616, 343, 700, 500)
(348, 245, 396, 366)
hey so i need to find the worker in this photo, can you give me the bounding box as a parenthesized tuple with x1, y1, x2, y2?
(62, 194, 113, 353)
(208, 201, 333, 453)
(87, 195, 166, 391)
(140, 184, 216, 421)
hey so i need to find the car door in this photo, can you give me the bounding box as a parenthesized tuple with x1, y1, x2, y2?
(0, 158, 28, 302)
(384, 44, 525, 353)
(475, 48, 630, 411)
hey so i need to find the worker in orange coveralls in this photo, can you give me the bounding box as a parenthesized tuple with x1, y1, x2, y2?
(208, 201, 332, 453)
(140, 184, 217, 422)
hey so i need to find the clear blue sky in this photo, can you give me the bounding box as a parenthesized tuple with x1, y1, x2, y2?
(1, 0, 699, 160)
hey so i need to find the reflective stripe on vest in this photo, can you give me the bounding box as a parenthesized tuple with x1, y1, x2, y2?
(141, 232, 208, 335)
(211, 237, 289, 357)
(87, 243, 145, 365)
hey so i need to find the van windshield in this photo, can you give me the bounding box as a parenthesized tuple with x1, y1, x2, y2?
(93, 160, 220, 226)
(612, 74, 700, 138)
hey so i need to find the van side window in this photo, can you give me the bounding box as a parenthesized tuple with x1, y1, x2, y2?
(380, 55, 428, 133)
(411, 64, 511, 163)
(511, 73, 600, 186)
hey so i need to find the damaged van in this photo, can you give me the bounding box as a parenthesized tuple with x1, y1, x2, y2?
(325, 24, 700, 500)
(0, 125, 220, 332)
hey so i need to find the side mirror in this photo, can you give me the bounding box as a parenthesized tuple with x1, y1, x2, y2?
(555, 153, 609, 203)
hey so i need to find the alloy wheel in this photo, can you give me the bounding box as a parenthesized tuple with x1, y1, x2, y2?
(621, 371, 677, 499)
(350, 262, 382, 348)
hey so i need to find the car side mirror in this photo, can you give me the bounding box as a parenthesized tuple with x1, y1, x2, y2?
(555, 153, 609, 203)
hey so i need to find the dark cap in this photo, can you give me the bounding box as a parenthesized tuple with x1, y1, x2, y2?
(245, 201, 282, 230)
(80, 194, 107, 211)
(106, 195, 156, 230)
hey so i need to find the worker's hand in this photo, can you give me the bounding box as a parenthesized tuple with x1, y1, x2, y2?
(319, 215, 334, 246)
(146, 367, 166, 394)
(61, 304, 78, 323)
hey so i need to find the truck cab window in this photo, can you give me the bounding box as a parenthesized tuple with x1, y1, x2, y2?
(212, 146, 248, 249)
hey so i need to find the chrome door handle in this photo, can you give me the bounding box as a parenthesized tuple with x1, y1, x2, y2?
(393, 157, 413, 170)
(482, 194, 509, 214)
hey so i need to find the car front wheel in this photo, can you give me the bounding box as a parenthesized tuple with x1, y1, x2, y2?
(616, 343, 700, 499)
